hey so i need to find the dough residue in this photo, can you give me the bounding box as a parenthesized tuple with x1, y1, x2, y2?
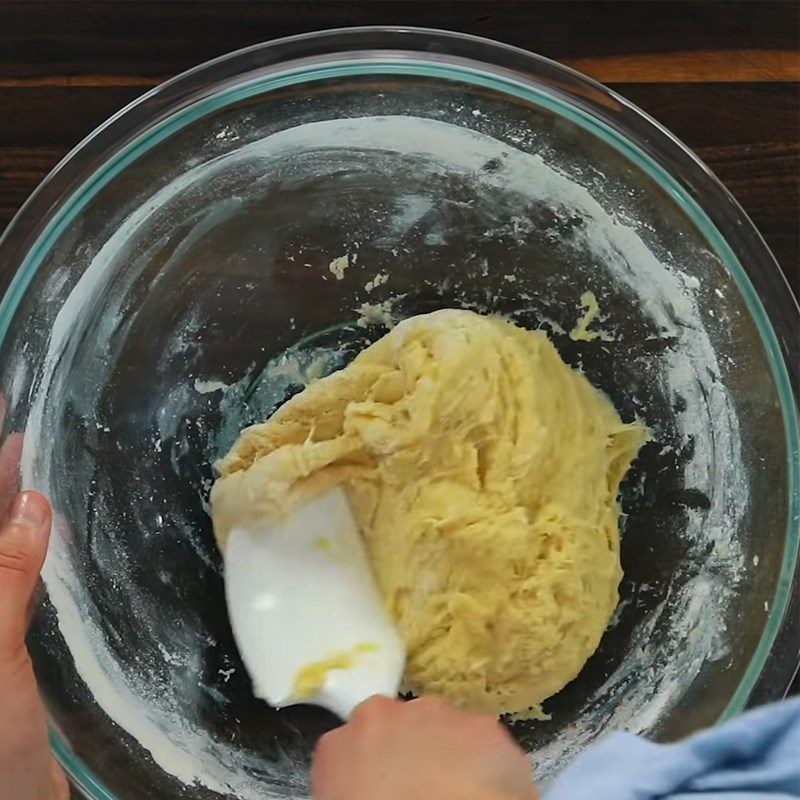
(356, 299, 395, 329)
(212, 309, 646, 715)
(292, 643, 380, 700)
(328, 254, 349, 280)
(570, 291, 614, 342)
(365, 273, 389, 293)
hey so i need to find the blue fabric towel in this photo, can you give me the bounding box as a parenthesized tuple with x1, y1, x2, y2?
(544, 698, 800, 799)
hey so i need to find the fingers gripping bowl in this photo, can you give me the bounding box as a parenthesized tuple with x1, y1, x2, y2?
(0, 27, 797, 800)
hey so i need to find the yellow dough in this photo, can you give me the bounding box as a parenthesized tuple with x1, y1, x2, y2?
(212, 309, 646, 715)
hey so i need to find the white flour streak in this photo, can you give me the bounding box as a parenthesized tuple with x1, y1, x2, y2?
(194, 378, 229, 395)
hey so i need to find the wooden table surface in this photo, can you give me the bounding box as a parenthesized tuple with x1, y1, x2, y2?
(0, 2, 797, 796)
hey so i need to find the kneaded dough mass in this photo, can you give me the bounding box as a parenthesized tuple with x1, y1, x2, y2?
(212, 309, 646, 715)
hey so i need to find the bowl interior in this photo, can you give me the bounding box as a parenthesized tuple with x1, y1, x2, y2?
(1, 64, 794, 799)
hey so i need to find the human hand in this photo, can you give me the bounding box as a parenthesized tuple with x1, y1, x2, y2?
(311, 695, 538, 800)
(0, 397, 68, 800)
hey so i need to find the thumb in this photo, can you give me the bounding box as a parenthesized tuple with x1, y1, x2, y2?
(0, 492, 65, 800)
(0, 491, 51, 658)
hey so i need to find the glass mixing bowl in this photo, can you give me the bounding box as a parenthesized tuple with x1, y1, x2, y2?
(0, 27, 797, 800)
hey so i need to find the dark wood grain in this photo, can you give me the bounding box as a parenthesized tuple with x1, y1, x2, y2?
(1, 0, 798, 83)
(0, 5, 797, 797)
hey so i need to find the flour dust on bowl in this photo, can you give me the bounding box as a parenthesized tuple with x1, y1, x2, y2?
(0, 28, 796, 800)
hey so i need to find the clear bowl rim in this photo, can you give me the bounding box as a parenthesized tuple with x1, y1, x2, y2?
(0, 26, 797, 800)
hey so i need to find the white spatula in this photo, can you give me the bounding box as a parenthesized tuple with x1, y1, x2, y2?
(224, 487, 405, 719)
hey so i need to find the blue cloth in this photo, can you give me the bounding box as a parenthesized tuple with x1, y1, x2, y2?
(544, 698, 800, 799)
